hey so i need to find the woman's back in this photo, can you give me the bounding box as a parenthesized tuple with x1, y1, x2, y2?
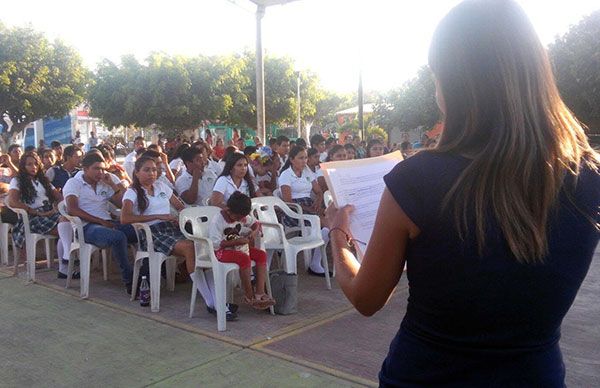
(381, 151, 600, 386)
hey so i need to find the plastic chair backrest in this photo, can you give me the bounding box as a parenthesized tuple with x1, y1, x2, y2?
(179, 206, 221, 264)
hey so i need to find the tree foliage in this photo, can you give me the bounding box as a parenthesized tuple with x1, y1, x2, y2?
(373, 66, 439, 133)
(549, 10, 600, 131)
(0, 23, 89, 135)
(88, 52, 331, 134)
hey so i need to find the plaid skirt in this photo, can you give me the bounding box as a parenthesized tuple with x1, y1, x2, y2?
(283, 197, 315, 227)
(13, 204, 60, 248)
(137, 221, 185, 255)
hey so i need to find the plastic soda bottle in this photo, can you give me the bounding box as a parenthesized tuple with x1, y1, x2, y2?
(139, 276, 150, 307)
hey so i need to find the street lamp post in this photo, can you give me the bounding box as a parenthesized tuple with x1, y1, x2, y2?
(249, 0, 299, 143)
(296, 71, 301, 139)
(255, 4, 266, 143)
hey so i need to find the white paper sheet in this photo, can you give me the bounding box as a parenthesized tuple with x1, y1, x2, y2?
(321, 151, 404, 259)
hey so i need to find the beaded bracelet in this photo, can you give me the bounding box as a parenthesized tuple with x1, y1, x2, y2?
(328, 227, 367, 248)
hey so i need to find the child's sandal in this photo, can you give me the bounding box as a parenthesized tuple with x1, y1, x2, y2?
(255, 293, 276, 307)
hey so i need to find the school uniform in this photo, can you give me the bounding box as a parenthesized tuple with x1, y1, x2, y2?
(123, 181, 184, 255)
(9, 177, 60, 248)
(174, 170, 217, 205)
(278, 167, 317, 227)
(63, 171, 136, 284)
(212, 175, 258, 203)
(123, 151, 137, 180)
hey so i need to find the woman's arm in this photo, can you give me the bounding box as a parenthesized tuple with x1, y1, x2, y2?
(120, 199, 174, 224)
(326, 188, 420, 316)
(160, 152, 176, 184)
(209, 191, 226, 209)
(7, 189, 39, 215)
(65, 195, 114, 228)
(169, 193, 186, 212)
(311, 181, 323, 213)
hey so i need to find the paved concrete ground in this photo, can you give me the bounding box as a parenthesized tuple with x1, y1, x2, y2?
(0, 247, 598, 387)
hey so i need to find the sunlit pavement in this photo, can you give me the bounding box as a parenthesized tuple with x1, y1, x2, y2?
(0, 247, 598, 387)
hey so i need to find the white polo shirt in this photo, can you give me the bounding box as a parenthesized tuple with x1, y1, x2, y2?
(63, 171, 120, 222)
(123, 151, 137, 180)
(123, 180, 173, 226)
(169, 158, 185, 176)
(278, 167, 315, 199)
(9, 177, 53, 209)
(212, 175, 258, 203)
(174, 169, 217, 205)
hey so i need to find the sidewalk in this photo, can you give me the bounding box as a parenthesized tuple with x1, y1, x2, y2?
(0, 248, 598, 387)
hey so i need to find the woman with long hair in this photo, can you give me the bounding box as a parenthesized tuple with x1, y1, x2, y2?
(280, 145, 329, 276)
(326, 1, 600, 386)
(120, 157, 194, 286)
(210, 152, 259, 209)
(7, 152, 63, 260)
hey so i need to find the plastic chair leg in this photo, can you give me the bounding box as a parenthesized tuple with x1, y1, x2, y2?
(66, 247, 75, 289)
(214, 268, 228, 332)
(45, 239, 52, 269)
(190, 275, 198, 318)
(321, 245, 331, 290)
(0, 224, 8, 266)
(166, 259, 177, 292)
(150, 256, 162, 313)
(26, 238, 36, 282)
(102, 250, 108, 281)
(79, 246, 91, 299)
(130, 258, 143, 302)
(265, 269, 275, 316)
(302, 249, 311, 270)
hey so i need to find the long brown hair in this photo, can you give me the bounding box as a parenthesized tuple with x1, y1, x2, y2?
(131, 157, 156, 214)
(17, 152, 56, 206)
(429, 0, 600, 263)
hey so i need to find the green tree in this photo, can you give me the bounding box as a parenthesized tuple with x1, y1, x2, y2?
(374, 66, 439, 134)
(549, 10, 600, 131)
(0, 23, 89, 141)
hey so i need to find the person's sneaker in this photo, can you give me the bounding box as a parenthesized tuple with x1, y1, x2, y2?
(57, 271, 80, 279)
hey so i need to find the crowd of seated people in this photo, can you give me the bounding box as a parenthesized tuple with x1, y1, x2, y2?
(0, 132, 392, 321)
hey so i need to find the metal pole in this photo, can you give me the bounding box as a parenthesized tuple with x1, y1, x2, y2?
(296, 71, 301, 139)
(358, 70, 364, 140)
(255, 5, 266, 144)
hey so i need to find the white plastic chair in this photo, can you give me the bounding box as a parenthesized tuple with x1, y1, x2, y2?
(130, 223, 180, 313)
(8, 205, 58, 282)
(58, 201, 109, 298)
(323, 190, 334, 207)
(0, 220, 17, 267)
(251, 196, 331, 289)
(179, 206, 274, 331)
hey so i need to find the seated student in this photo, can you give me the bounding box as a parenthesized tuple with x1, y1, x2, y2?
(366, 138, 385, 157)
(141, 149, 176, 191)
(97, 144, 131, 186)
(6, 152, 71, 277)
(249, 147, 278, 196)
(199, 142, 223, 177)
(168, 143, 191, 178)
(344, 143, 357, 160)
(123, 136, 145, 179)
(317, 145, 348, 192)
(279, 146, 330, 276)
(175, 147, 217, 206)
(45, 145, 83, 190)
(120, 157, 196, 294)
(41, 149, 57, 171)
(210, 153, 260, 209)
(310, 134, 327, 163)
(50, 141, 63, 163)
(63, 152, 138, 294)
(0, 144, 22, 184)
(208, 191, 275, 310)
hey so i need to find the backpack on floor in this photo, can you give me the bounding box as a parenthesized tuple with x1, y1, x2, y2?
(269, 270, 298, 315)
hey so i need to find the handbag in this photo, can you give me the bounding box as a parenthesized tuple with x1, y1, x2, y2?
(269, 270, 298, 315)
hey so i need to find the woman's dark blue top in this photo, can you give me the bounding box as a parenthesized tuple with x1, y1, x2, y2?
(381, 151, 600, 387)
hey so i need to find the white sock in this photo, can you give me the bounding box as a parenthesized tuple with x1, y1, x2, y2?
(205, 270, 217, 306)
(190, 271, 214, 308)
(310, 227, 329, 273)
(57, 222, 73, 262)
(57, 240, 68, 274)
